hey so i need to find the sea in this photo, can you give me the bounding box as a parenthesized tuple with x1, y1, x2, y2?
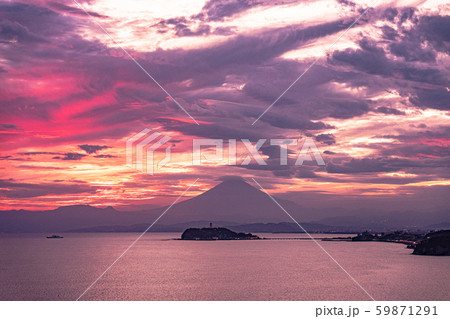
(0, 233, 449, 301)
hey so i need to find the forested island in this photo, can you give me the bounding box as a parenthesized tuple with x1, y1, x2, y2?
(181, 227, 260, 240)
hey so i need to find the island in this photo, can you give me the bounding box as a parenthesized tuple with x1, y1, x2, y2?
(46, 235, 64, 239)
(412, 230, 450, 256)
(181, 227, 261, 240)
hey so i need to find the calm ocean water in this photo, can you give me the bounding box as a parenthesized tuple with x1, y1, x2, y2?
(0, 233, 448, 301)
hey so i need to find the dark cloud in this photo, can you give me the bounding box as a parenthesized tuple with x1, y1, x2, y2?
(1, 123, 21, 130)
(329, 18, 448, 113)
(93, 154, 116, 158)
(154, 0, 264, 36)
(380, 144, 450, 159)
(258, 113, 331, 130)
(419, 15, 450, 54)
(331, 16, 448, 85)
(78, 144, 109, 154)
(380, 126, 450, 142)
(0, 179, 96, 198)
(157, 118, 270, 140)
(194, 20, 350, 68)
(331, 38, 444, 86)
(19, 152, 61, 156)
(381, 10, 441, 63)
(373, 107, 405, 115)
(295, 166, 319, 178)
(382, 8, 398, 22)
(380, 25, 397, 40)
(212, 26, 235, 36)
(198, 0, 257, 22)
(337, 0, 356, 7)
(389, 41, 435, 63)
(328, 100, 370, 119)
(58, 153, 87, 160)
(175, 24, 211, 37)
(315, 133, 336, 145)
(331, 38, 392, 75)
(46, 1, 107, 19)
(327, 158, 398, 174)
(0, 19, 43, 44)
(410, 88, 450, 111)
(0, 2, 76, 39)
(327, 155, 450, 175)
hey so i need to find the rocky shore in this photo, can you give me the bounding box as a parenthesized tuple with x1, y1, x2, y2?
(412, 230, 450, 256)
(324, 230, 450, 256)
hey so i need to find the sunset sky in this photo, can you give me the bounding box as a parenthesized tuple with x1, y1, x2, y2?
(0, 0, 449, 213)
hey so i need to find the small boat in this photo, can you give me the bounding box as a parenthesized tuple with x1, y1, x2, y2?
(46, 235, 64, 239)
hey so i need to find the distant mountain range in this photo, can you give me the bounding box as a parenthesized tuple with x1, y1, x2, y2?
(69, 221, 360, 233)
(0, 205, 158, 233)
(0, 179, 448, 233)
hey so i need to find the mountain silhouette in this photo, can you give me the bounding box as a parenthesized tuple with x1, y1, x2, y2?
(155, 178, 308, 224)
(0, 205, 153, 232)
